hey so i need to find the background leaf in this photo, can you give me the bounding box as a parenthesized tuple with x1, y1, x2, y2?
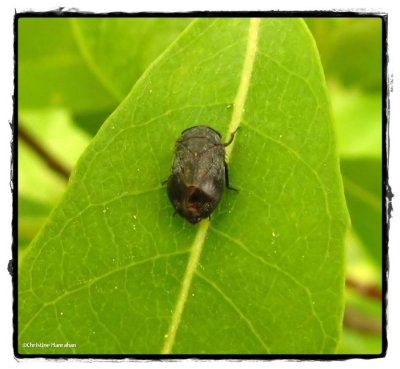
(328, 84, 382, 267)
(330, 84, 382, 159)
(306, 18, 382, 92)
(18, 109, 91, 253)
(341, 159, 382, 266)
(307, 17, 383, 353)
(18, 17, 191, 136)
(18, 19, 117, 116)
(19, 18, 348, 354)
(336, 231, 382, 354)
(70, 18, 193, 100)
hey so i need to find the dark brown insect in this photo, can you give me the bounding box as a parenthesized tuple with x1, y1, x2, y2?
(166, 125, 238, 224)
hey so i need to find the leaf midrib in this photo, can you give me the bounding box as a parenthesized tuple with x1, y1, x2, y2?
(160, 18, 261, 354)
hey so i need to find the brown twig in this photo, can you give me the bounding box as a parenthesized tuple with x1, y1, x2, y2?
(343, 307, 382, 336)
(345, 277, 382, 300)
(18, 124, 71, 181)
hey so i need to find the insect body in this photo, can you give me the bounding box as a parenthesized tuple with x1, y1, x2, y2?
(166, 125, 238, 224)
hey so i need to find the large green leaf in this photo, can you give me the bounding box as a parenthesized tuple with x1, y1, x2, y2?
(18, 18, 348, 354)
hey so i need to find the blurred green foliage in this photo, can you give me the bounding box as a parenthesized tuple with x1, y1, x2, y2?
(18, 16, 383, 354)
(19, 19, 117, 115)
(306, 17, 383, 354)
(307, 18, 382, 92)
(307, 18, 383, 269)
(18, 18, 191, 135)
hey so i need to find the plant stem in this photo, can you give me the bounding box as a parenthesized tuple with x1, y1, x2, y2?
(346, 277, 382, 300)
(343, 307, 382, 335)
(18, 124, 71, 181)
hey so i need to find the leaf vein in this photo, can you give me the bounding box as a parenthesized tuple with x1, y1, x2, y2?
(24, 187, 163, 272)
(195, 271, 271, 353)
(257, 50, 318, 104)
(209, 226, 331, 347)
(19, 250, 190, 341)
(242, 121, 333, 269)
(88, 285, 124, 352)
